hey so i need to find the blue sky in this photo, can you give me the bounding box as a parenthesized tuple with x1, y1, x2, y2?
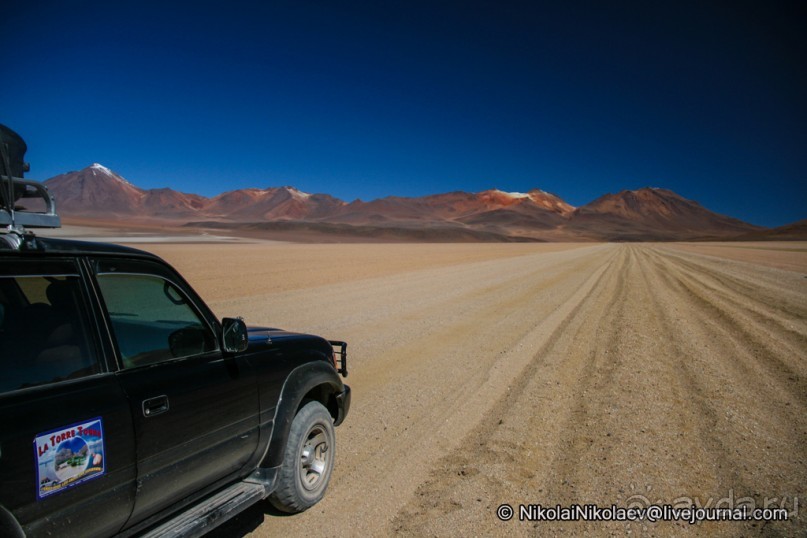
(3, 1, 805, 226)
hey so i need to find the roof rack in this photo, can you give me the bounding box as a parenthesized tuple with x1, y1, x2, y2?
(0, 176, 61, 229)
(1, 123, 61, 234)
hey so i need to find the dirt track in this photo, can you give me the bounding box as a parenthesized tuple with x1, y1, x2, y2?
(137, 242, 806, 537)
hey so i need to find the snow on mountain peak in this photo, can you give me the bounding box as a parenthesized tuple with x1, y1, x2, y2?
(90, 163, 112, 174)
(88, 163, 135, 187)
(283, 186, 311, 199)
(488, 189, 529, 199)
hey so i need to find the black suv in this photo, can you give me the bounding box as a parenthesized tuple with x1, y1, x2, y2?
(0, 125, 350, 537)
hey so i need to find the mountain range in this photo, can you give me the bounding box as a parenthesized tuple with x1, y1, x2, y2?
(41, 163, 791, 242)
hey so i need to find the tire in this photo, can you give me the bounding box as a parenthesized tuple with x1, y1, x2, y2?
(269, 401, 336, 513)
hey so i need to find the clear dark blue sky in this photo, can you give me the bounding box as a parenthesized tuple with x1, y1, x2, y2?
(3, 0, 805, 226)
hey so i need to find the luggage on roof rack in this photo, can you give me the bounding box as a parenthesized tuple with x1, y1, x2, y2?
(1, 124, 60, 230)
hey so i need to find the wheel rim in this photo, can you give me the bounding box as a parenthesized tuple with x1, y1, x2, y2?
(299, 424, 329, 491)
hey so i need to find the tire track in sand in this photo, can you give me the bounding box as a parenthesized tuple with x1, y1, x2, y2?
(644, 247, 807, 402)
(236, 245, 617, 537)
(393, 245, 806, 537)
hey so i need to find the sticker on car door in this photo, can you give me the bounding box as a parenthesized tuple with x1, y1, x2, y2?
(34, 418, 105, 499)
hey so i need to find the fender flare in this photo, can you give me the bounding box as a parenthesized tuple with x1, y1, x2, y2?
(261, 360, 345, 468)
(0, 505, 24, 538)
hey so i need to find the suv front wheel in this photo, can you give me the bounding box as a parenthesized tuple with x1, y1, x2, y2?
(269, 401, 336, 513)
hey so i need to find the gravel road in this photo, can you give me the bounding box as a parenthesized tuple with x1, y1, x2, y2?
(143, 242, 806, 537)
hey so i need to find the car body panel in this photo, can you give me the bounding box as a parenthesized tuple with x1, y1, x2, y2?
(0, 238, 350, 536)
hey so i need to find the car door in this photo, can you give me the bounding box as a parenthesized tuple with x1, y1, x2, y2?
(89, 257, 259, 525)
(0, 258, 136, 538)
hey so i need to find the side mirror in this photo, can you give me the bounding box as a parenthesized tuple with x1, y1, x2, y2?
(221, 317, 248, 353)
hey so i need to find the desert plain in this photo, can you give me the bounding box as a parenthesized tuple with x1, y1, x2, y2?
(55, 227, 807, 537)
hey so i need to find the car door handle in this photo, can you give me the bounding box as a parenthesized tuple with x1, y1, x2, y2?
(142, 395, 170, 417)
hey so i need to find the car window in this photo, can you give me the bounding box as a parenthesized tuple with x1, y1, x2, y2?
(0, 274, 100, 393)
(96, 273, 217, 368)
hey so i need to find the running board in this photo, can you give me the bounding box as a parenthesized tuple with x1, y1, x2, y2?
(139, 481, 267, 538)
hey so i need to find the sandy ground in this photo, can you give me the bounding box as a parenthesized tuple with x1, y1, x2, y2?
(137, 242, 586, 301)
(110, 240, 807, 536)
(667, 242, 807, 273)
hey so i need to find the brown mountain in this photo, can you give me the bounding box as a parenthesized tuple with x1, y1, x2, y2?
(456, 189, 575, 233)
(567, 188, 763, 240)
(45, 164, 146, 217)
(206, 187, 345, 220)
(44, 164, 772, 241)
(730, 219, 807, 241)
(141, 188, 208, 218)
(332, 189, 573, 225)
(45, 164, 205, 219)
(45, 165, 345, 222)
